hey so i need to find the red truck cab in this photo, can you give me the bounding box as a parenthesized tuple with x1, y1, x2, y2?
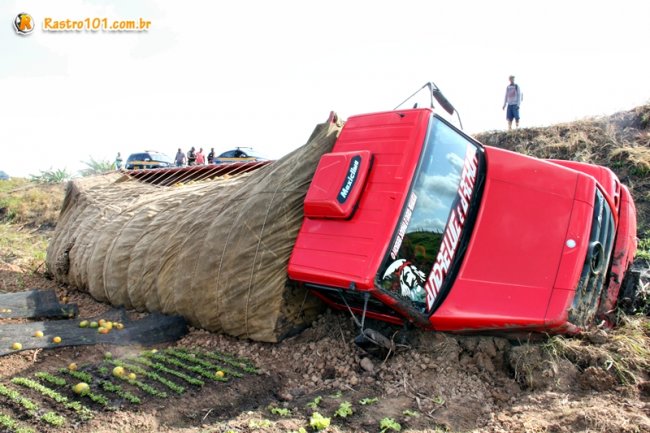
(288, 108, 638, 335)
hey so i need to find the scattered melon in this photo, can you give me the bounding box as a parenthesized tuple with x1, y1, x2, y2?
(72, 382, 89, 394)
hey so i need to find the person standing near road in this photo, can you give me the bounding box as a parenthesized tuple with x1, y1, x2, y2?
(196, 148, 206, 165)
(174, 148, 186, 167)
(207, 148, 215, 164)
(502, 75, 523, 130)
(114, 152, 123, 170)
(187, 147, 196, 166)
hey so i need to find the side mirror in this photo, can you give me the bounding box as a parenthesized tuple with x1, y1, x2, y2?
(432, 89, 455, 116)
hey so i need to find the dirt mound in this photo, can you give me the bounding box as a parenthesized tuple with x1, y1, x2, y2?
(475, 104, 650, 234)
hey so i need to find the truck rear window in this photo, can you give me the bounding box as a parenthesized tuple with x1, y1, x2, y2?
(377, 115, 482, 314)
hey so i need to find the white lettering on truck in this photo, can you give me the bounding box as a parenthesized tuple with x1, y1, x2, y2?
(390, 192, 418, 259)
(424, 148, 478, 311)
(339, 158, 360, 200)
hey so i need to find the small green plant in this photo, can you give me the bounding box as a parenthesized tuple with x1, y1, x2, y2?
(334, 401, 354, 418)
(380, 417, 401, 432)
(11, 377, 93, 420)
(131, 356, 204, 386)
(269, 406, 292, 416)
(309, 412, 331, 431)
(359, 397, 379, 405)
(110, 359, 185, 394)
(403, 409, 420, 418)
(79, 389, 109, 406)
(166, 349, 243, 378)
(330, 390, 343, 398)
(248, 418, 273, 429)
(35, 371, 67, 386)
(114, 372, 167, 398)
(0, 383, 39, 415)
(41, 411, 66, 427)
(433, 395, 445, 405)
(60, 368, 93, 383)
(0, 413, 36, 433)
(145, 352, 226, 383)
(100, 380, 141, 404)
(199, 349, 259, 374)
(306, 395, 322, 409)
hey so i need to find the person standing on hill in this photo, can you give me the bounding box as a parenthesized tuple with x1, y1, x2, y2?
(502, 75, 523, 130)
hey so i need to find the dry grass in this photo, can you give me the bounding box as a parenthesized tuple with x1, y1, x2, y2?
(543, 316, 650, 386)
(475, 104, 650, 233)
(0, 179, 64, 229)
(0, 223, 49, 272)
(610, 146, 650, 173)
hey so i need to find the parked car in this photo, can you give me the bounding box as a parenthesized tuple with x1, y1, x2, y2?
(213, 148, 268, 164)
(124, 151, 174, 170)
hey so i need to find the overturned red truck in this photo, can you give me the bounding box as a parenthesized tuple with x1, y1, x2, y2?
(288, 89, 638, 337)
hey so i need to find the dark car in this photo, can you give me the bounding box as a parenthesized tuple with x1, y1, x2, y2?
(213, 148, 268, 164)
(125, 151, 174, 170)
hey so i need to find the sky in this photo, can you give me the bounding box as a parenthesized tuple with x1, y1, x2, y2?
(1, 0, 649, 178)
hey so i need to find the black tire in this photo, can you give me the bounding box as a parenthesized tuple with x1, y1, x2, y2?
(618, 268, 642, 315)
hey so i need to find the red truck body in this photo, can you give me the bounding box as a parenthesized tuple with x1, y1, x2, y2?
(288, 108, 638, 334)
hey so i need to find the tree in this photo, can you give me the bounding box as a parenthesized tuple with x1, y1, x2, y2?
(30, 168, 72, 184)
(79, 157, 114, 177)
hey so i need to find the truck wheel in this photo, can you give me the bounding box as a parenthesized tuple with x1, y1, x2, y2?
(617, 268, 643, 315)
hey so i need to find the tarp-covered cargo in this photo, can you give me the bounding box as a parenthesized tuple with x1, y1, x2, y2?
(46, 120, 342, 342)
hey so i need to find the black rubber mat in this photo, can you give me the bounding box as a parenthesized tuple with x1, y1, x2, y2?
(0, 289, 78, 319)
(1, 294, 188, 356)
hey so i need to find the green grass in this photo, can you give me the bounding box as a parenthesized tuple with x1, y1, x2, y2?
(636, 233, 650, 261)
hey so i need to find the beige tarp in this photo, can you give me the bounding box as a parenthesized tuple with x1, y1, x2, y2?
(46, 120, 342, 342)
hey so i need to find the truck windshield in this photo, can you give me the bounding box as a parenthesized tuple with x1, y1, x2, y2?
(377, 115, 483, 315)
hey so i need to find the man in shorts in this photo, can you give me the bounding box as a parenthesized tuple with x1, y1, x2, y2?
(502, 75, 523, 130)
